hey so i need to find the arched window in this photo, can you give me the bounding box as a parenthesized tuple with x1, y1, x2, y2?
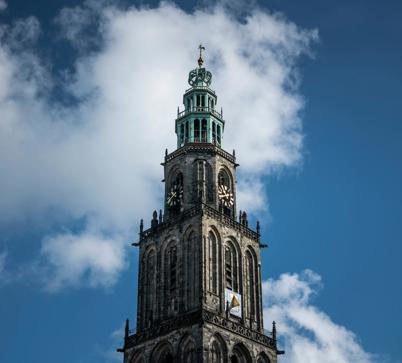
(144, 249, 156, 327)
(151, 341, 174, 363)
(225, 241, 239, 292)
(218, 169, 234, 217)
(196, 94, 201, 107)
(131, 351, 146, 363)
(246, 250, 255, 319)
(231, 343, 252, 363)
(210, 334, 227, 363)
(194, 119, 200, 142)
(201, 119, 207, 142)
(218, 169, 231, 189)
(178, 334, 197, 363)
(212, 341, 223, 363)
(209, 232, 219, 294)
(175, 172, 183, 187)
(211, 99, 215, 109)
(164, 241, 178, 315)
(257, 353, 271, 363)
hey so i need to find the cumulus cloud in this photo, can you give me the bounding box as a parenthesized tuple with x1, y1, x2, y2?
(39, 228, 127, 291)
(0, 1, 7, 12)
(0, 1, 317, 289)
(263, 270, 378, 363)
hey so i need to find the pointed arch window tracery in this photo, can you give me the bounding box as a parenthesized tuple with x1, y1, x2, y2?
(164, 241, 179, 316)
(225, 240, 240, 293)
(141, 248, 156, 329)
(208, 231, 219, 294)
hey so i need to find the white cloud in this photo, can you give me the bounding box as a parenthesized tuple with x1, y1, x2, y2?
(0, 1, 7, 12)
(263, 270, 378, 363)
(0, 2, 317, 289)
(39, 227, 127, 292)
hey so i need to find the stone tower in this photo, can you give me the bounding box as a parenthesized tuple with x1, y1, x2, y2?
(120, 47, 283, 363)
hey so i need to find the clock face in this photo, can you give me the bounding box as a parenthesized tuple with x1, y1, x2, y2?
(218, 184, 234, 207)
(167, 184, 183, 208)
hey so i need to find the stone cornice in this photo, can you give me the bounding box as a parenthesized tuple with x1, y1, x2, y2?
(164, 143, 237, 166)
(124, 309, 276, 350)
(138, 203, 260, 244)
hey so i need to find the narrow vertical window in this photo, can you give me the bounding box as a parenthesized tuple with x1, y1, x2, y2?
(209, 232, 218, 294)
(212, 122, 216, 143)
(225, 247, 232, 290)
(197, 94, 201, 107)
(180, 124, 184, 146)
(170, 246, 177, 293)
(217, 124, 221, 145)
(225, 242, 239, 292)
(164, 242, 178, 315)
(246, 251, 255, 318)
(201, 119, 207, 142)
(194, 119, 200, 142)
(201, 94, 205, 107)
(185, 121, 189, 143)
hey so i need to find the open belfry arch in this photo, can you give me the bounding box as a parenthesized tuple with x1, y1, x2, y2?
(118, 46, 284, 363)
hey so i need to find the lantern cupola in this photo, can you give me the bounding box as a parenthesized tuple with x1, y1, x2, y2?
(175, 45, 225, 148)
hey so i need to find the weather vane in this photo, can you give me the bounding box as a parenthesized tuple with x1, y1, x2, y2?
(198, 44, 205, 67)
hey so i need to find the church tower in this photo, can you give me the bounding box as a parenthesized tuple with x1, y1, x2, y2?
(120, 47, 282, 363)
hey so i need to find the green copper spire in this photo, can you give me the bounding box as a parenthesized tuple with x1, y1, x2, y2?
(175, 45, 225, 148)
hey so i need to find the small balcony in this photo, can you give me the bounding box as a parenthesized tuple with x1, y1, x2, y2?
(177, 106, 223, 121)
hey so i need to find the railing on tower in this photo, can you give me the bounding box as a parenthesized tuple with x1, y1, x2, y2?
(177, 106, 223, 120)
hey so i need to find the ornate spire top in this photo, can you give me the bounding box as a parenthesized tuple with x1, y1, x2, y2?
(198, 44, 205, 67)
(188, 44, 212, 87)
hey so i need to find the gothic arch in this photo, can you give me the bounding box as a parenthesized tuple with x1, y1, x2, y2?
(245, 246, 260, 328)
(208, 230, 219, 294)
(218, 166, 235, 216)
(167, 165, 184, 191)
(257, 352, 271, 363)
(209, 333, 228, 363)
(162, 238, 179, 317)
(129, 350, 145, 363)
(231, 343, 252, 363)
(178, 333, 197, 363)
(224, 238, 242, 293)
(218, 166, 234, 194)
(141, 246, 156, 328)
(151, 341, 174, 363)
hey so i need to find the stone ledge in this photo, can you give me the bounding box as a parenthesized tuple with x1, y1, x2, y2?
(124, 309, 275, 351)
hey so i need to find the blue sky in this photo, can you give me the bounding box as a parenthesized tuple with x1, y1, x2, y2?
(0, 1, 401, 362)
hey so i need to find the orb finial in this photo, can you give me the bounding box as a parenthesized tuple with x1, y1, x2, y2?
(198, 44, 205, 67)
